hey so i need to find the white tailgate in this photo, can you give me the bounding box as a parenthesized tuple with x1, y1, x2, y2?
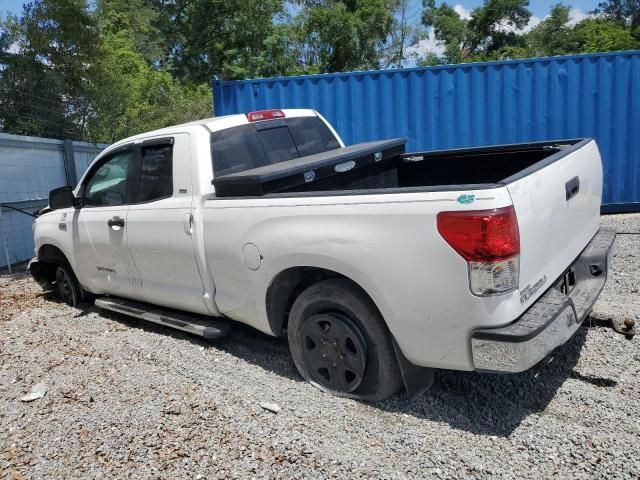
(507, 140, 602, 308)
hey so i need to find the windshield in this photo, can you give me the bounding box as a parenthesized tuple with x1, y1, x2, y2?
(210, 116, 340, 176)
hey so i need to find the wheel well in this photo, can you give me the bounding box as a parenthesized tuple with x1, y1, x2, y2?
(35, 244, 70, 283)
(266, 267, 369, 336)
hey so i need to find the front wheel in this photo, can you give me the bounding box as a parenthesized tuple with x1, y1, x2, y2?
(287, 279, 402, 402)
(55, 265, 90, 307)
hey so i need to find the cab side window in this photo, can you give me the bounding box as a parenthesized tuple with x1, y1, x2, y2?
(84, 150, 132, 207)
(138, 143, 173, 202)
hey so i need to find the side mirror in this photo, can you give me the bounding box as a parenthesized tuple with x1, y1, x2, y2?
(49, 186, 75, 210)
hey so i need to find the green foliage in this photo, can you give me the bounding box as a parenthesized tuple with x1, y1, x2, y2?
(381, 0, 425, 68)
(96, 0, 165, 63)
(0, 0, 211, 142)
(422, 0, 531, 63)
(574, 18, 640, 52)
(594, 1, 640, 36)
(292, 0, 395, 72)
(420, 0, 640, 65)
(422, 1, 471, 63)
(416, 51, 444, 66)
(87, 31, 212, 142)
(158, 0, 290, 84)
(526, 4, 579, 57)
(0, 0, 99, 138)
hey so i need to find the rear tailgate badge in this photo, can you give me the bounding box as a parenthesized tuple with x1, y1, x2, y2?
(457, 194, 475, 204)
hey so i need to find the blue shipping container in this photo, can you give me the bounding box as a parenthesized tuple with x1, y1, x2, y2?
(213, 51, 640, 211)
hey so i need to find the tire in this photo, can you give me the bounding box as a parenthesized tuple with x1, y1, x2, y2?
(54, 265, 91, 307)
(287, 278, 402, 402)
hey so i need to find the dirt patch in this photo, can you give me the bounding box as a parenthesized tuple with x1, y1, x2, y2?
(0, 267, 50, 322)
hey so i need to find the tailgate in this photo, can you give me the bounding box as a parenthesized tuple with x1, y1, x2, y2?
(506, 139, 602, 307)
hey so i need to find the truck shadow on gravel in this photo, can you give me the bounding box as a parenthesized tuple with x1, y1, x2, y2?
(78, 304, 304, 382)
(77, 303, 617, 437)
(379, 325, 619, 437)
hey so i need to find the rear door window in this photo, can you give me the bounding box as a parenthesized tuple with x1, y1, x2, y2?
(211, 116, 340, 176)
(138, 143, 173, 202)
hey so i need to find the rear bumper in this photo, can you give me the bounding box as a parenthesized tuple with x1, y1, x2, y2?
(471, 227, 616, 373)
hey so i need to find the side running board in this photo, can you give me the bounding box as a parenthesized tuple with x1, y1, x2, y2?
(95, 297, 230, 339)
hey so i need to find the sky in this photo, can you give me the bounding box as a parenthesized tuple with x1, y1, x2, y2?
(0, 0, 26, 16)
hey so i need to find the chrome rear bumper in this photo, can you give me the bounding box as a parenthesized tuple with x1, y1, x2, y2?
(471, 227, 616, 373)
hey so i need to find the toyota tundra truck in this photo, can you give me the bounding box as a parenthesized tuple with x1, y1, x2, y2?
(29, 108, 621, 401)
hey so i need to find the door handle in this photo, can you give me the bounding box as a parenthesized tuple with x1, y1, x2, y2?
(108, 216, 125, 230)
(565, 176, 580, 201)
(183, 213, 193, 235)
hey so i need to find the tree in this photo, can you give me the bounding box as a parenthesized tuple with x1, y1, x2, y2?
(0, 0, 212, 142)
(155, 0, 292, 83)
(417, 51, 444, 66)
(421, 0, 531, 64)
(526, 3, 579, 57)
(594, 1, 640, 38)
(573, 17, 640, 52)
(291, 0, 396, 73)
(421, 1, 470, 63)
(95, 0, 166, 63)
(86, 30, 212, 143)
(382, 0, 421, 68)
(0, 0, 99, 138)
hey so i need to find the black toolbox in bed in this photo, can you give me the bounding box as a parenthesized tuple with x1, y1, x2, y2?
(212, 138, 406, 197)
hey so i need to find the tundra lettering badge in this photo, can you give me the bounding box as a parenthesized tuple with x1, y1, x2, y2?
(96, 266, 116, 274)
(520, 276, 547, 305)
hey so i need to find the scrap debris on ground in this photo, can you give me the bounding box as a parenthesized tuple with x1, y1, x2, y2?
(1, 214, 639, 479)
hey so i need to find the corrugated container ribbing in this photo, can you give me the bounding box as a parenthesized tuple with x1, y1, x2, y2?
(213, 51, 640, 210)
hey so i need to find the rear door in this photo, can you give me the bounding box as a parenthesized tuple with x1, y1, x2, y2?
(125, 134, 209, 315)
(506, 139, 602, 307)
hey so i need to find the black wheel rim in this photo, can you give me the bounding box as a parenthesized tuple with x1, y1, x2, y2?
(56, 268, 74, 304)
(300, 312, 367, 393)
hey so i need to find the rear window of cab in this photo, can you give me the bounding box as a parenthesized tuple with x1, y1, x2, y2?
(210, 116, 340, 176)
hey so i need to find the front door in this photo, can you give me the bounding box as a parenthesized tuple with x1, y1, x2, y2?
(72, 147, 140, 297)
(125, 134, 209, 314)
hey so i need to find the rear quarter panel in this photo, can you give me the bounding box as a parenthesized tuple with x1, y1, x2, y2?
(203, 187, 524, 370)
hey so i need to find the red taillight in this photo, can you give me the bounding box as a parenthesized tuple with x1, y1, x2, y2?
(437, 206, 520, 262)
(246, 109, 285, 122)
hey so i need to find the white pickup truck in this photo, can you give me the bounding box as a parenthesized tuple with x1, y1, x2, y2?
(30, 108, 620, 401)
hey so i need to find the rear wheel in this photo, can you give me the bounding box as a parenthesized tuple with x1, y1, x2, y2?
(287, 278, 401, 402)
(55, 265, 90, 307)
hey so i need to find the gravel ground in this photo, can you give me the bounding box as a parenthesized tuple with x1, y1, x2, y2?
(1, 214, 639, 479)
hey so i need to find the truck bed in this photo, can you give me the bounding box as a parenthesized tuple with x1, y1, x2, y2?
(212, 139, 585, 197)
